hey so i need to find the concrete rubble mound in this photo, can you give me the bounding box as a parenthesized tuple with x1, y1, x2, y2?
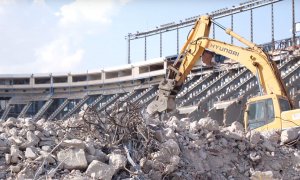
(0, 104, 300, 179)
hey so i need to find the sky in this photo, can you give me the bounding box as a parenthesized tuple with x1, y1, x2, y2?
(0, 0, 298, 74)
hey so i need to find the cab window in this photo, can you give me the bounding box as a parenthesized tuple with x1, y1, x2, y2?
(247, 98, 274, 130)
(279, 98, 291, 112)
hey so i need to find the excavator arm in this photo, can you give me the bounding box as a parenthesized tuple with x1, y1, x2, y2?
(147, 15, 291, 115)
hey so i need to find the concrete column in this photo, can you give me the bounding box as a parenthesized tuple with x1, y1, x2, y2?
(132, 66, 139, 76)
(101, 70, 106, 81)
(67, 73, 72, 83)
(30, 74, 35, 86)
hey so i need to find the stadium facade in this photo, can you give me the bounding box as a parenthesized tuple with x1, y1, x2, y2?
(0, 37, 299, 125)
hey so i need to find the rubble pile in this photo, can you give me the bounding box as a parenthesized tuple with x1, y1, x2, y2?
(0, 104, 299, 179)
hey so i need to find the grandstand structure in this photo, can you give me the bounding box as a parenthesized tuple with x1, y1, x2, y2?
(0, 0, 299, 125)
(0, 36, 299, 124)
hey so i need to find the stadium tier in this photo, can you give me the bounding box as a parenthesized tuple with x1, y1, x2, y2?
(0, 37, 299, 125)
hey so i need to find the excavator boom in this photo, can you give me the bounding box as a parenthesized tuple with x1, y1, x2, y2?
(147, 15, 291, 116)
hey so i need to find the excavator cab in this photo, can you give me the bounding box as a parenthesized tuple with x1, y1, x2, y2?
(244, 94, 292, 131)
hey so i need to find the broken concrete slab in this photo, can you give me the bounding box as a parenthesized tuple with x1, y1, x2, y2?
(250, 170, 274, 180)
(261, 130, 280, 144)
(26, 131, 39, 146)
(198, 117, 219, 131)
(61, 139, 85, 149)
(57, 148, 88, 170)
(25, 147, 38, 159)
(85, 160, 115, 180)
(10, 145, 23, 164)
(281, 128, 299, 144)
(109, 153, 127, 171)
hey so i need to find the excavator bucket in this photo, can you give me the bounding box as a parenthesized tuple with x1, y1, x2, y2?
(146, 79, 176, 115)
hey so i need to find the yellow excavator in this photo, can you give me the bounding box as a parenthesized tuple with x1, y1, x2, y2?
(147, 15, 300, 132)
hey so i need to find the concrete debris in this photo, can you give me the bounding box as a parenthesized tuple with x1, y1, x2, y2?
(109, 153, 127, 172)
(5, 153, 11, 164)
(57, 148, 88, 170)
(24, 119, 36, 131)
(17, 166, 35, 179)
(249, 131, 261, 147)
(198, 117, 219, 131)
(261, 130, 280, 144)
(228, 121, 244, 132)
(146, 139, 181, 174)
(262, 140, 276, 152)
(3, 117, 18, 128)
(61, 139, 85, 149)
(94, 149, 108, 162)
(85, 160, 115, 180)
(86, 154, 100, 164)
(10, 145, 23, 163)
(249, 152, 261, 162)
(41, 145, 51, 152)
(250, 170, 275, 180)
(10, 165, 21, 173)
(0, 105, 299, 179)
(26, 131, 39, 146)
(85, 140, 95, 155)
(25, 147, 38, 159)
(280, 128, 300, 144)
